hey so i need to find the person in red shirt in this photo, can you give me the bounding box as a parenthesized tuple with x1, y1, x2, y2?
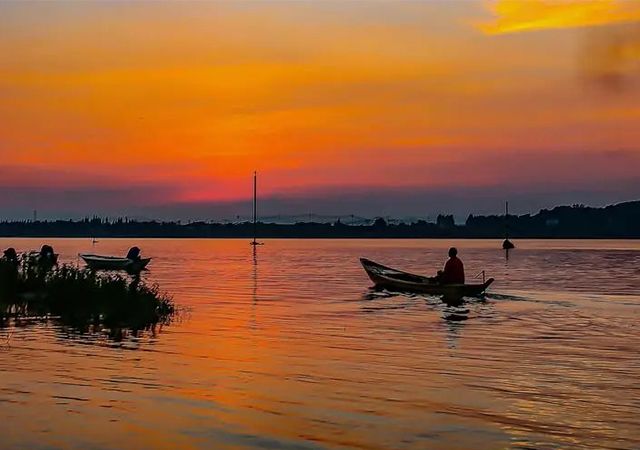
(437, 247, 465, 284)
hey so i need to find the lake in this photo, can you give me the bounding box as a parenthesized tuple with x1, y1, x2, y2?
(1, 238, 639, 449)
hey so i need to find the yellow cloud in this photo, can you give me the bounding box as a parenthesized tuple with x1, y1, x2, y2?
(480, 0, 640, 34)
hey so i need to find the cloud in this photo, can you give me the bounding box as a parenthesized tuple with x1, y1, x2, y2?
(479, 0, 640, 35)
(2, 149, 637, 221)
(477, 1, 640, 93)
(580, 23, 640, 92)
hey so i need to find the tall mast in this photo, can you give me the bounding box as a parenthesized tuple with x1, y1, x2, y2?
(505, 201, 509, 239)
(253, 171, 257, 245)
(502, 200, 515, 249)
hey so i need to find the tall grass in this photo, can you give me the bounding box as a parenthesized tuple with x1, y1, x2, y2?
(0, 255, 175, 333)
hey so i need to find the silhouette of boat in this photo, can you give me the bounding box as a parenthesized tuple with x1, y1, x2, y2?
(80, 254, 151, 272)
(502, 239, 515, 250)
(360, 258, 494, 297)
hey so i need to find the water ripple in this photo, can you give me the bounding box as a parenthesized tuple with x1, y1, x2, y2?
(0, 238, 639, 449)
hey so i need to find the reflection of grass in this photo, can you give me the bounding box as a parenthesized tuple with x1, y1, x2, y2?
(0, 256, 175, 333)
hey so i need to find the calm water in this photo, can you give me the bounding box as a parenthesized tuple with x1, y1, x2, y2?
(1, 239, 639, 450)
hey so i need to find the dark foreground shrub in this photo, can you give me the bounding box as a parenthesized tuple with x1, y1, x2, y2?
(0, 257, 175, 333)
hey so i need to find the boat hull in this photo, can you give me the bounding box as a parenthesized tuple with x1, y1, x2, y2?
(502, 239, 515, 250)
(360, 258, 493, 297)
(80, 254, 151, 272)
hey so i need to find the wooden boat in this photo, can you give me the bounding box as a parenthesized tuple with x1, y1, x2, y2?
(502, 239, 515, 250)
(80, 254, 151, 272)
(360, 258, 494, 297)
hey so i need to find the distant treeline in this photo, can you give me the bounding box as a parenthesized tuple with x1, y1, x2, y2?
(1, 201, 639, 238)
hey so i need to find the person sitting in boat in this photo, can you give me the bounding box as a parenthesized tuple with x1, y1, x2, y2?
(39, 245, 57, 265)
(126, 246, 141, 261)
(1, 248, 19, 300)
(3, 247, 19, 266)
(437, 247, 465, 284)
(40, 244, 54, 258)
(32, 244, 57, 272)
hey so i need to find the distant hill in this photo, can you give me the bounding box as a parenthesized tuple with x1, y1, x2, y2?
(465, 200, 640, 238)
(0, 201, 639, 238)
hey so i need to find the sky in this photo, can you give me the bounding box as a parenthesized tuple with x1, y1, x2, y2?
(1, 0, 639, 220)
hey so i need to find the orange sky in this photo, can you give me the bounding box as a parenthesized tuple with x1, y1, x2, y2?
(0, 1, 639, 218)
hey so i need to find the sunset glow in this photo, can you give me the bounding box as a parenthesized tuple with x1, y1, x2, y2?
(1, 1, 639, 218)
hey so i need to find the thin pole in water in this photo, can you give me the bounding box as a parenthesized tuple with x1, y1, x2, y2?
(250, 171, 264, 246)
(502, 200, 515, 250)
(505, 201, 509, 239)
(253, 171, 257, 245)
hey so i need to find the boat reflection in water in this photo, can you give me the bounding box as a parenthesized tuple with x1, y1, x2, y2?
(361, 286, 484, 349)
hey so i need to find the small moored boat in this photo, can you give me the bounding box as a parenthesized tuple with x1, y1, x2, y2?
(360, 258, 494, 297)
(502, 239, 515, 250)
(80, 254, 151, 272)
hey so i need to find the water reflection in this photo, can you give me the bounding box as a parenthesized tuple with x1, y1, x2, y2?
(1, 311, 167, 346)
(442, 311, 466, 349)
(252, 244, 258, 304)
(1, 238, 639, 449)
(361, 287, 478, 348)
(56, 323, 161, 346)
(250, 244, 259, 330)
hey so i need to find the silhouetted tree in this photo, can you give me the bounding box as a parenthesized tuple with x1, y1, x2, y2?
(373, 217, 387, 228)
(437, 214, 455, 229)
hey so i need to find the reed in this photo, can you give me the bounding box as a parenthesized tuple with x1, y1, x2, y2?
(0, 255, 175, 331)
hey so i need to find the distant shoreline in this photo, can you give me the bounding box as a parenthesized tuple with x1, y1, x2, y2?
(0, 235, 638, 240)
(1, 200, 639, 239)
